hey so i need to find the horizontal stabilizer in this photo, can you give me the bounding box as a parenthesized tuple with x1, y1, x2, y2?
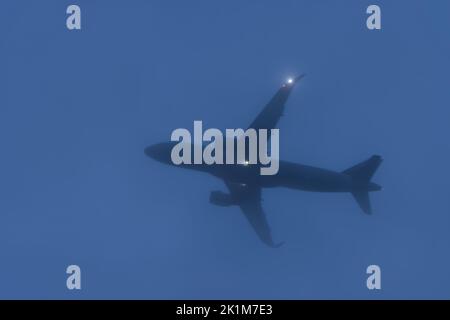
(351, 191, 371, 214)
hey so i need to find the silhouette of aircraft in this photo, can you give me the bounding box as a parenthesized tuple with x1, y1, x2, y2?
(145, 75, 382, 247)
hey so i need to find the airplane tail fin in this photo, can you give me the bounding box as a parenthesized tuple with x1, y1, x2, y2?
(343, 155, 383, 214)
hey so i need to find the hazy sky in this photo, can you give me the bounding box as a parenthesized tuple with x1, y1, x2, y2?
(0, 0, 449, 298)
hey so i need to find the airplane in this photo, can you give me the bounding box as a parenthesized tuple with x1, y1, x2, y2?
(144, 75, 382, 247)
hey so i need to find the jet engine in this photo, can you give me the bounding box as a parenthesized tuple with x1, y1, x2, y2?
(209, 191, 236, 207)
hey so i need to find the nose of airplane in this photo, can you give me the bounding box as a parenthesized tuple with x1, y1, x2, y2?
(144, 145, 157, 158)
(144, 144, 167, 160)
(144, 142, 174, 164)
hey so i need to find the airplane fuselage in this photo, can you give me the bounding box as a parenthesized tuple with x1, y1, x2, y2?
(203, 161, 380, 193)
(144, 142, 380, 193)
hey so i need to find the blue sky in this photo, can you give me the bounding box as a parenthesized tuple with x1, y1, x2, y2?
(0, 0, 449, 298)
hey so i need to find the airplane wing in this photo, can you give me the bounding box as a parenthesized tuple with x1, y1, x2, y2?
(247, 74, 304, 137)
(225, 181, 284, 248)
